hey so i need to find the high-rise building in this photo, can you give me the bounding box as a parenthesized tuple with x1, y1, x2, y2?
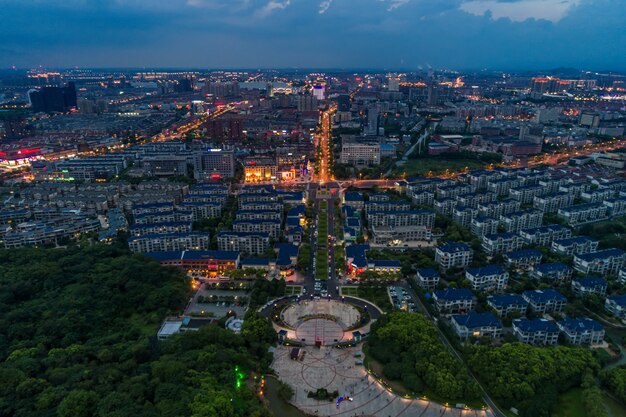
(204, 118, 243, 141)
(365, 105, 379, 136)
(337, 94, 351, 112)
(297, 95, 318, 112)
(28, 82, 77, 113)
(388, 77, 400, 92)
(313, 84, 325, 100)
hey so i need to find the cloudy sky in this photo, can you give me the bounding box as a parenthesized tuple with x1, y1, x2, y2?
(1, 0, 624, 70)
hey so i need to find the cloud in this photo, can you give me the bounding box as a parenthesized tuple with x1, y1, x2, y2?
(459, 0, 582, 22)
(386, 0, 411, 11)
(256, 0, 290, 17)
(319, 0, 334, 14)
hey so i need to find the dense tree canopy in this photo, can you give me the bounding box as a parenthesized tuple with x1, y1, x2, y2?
(602, 366, 626, 404)
(0, 245, 272, 417)
(467, 343, 599, 417)
(368, 312, 481, 401)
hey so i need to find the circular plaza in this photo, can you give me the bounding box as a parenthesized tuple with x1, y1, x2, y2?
(275, 299, 365, 346)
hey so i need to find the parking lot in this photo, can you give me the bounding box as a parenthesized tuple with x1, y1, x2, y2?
(185, 287, 248, 318)
(388, 285, 419, 312)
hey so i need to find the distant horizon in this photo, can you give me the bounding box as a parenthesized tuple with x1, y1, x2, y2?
(4, 66, 626, 76)
(2, 0, 625, 71)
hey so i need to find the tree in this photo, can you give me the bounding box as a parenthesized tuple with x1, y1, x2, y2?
(57, 390, 98, 417)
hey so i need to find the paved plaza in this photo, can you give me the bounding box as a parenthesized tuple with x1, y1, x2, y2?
(272, 344, 493, 417)
(277, 299, 366, 345)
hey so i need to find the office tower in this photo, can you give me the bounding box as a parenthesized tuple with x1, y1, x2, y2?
(313, 84, 325, 100)
(388, 77, 400, 92)
(427, 83, 439, 106)
(366, 105, 379, 136)
(28, 82, 77, 113)
(337, 94, 350, 112)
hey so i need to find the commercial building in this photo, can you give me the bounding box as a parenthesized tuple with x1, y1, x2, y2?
(146, 250, 240, 277)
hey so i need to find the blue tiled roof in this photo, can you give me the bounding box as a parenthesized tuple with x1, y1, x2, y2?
(437, 242, 471, 253)
(232, 218, 281, 225)
(523, 289, 567, 303)
(559, 317, 604, 333)
(287, 205, 306, 217)
(133, 202, 173, 209)
(467, 265, 506, 277)
(347, 218, 361, 228)
(346, 244, 369, 268)
(576, 248, 625, 261)
(218, 231, 270, 238)
(574, 276, 608, 288)
(533, 263, 570, 273)
(488, 293, 527, 308)
(452, 312, 501, 329)
(504, 249, 543, 260)
(286, 217, 300, 227)
(553, 236, 597, 245)
(521, 224, 569, 235)
(345, 192, 364, 202)
(131, 221, 191, 230)
(513, 318, 559, 333)
(417, 268, 440, 278)
(275, 243, 299, 267)
(608, 295, 626, 307)
(484, 232, 518, 240)
(434, 288, 475, 301)
(240, 258, 271, 266)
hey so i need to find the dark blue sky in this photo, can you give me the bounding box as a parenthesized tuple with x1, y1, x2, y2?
(1, 0, 624, 71)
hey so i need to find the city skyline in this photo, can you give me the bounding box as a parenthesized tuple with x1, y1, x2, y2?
(2, 0, 625, 71)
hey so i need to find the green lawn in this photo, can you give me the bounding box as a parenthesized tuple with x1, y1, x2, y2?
(340, 286, 358, 296)
(285, 285, 302, 295)
(392, 157, 488, 177)
(356, 284, 394, 312)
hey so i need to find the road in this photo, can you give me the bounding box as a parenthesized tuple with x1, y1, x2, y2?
(314, 105, 336, 183)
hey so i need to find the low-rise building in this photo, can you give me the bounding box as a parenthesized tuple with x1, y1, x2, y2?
(530, 263, 573, 282)
(416, 268, 440, 290)
(574, 248, 626, 275)
(605, 295, 626, 319)
(487, 294, 528, 317)
(432, 288, 476, 313)
(503, 249, 543, 270)
(217, 231, 270, 255)
(146, 249, 240, 277)
(558, 317, 605, 345)
(451, 312, 502, 340)
(435, 242, 473, 269)
(558, 203, 609, 226)
(500, 209, 543, 233)
(482, 232, 524, 255)
(466, 265, 509, 292)
(522, 289, 567, 313)
(513, 318, 560, 345)
(519, 224, 571, 246)
(551, 236, 599, 256)
(471, 216, 500, 237)
(533, 192, 575, 213)
(571, 276, 608, 297)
